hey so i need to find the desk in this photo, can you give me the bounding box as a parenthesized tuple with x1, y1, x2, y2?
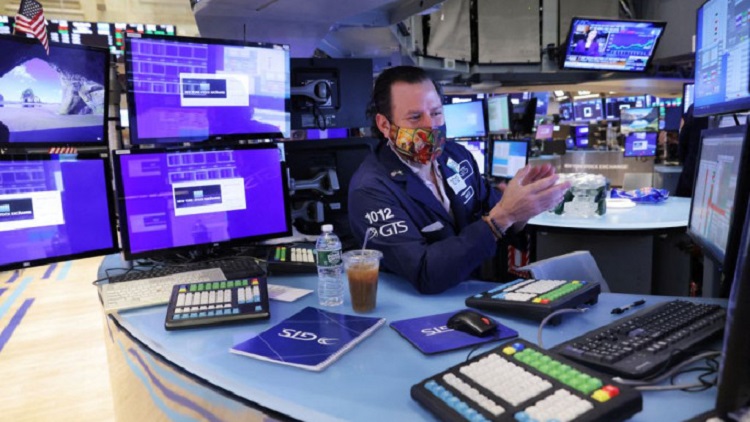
(527, 197, 692, 295)
(99, 265, 723, 421)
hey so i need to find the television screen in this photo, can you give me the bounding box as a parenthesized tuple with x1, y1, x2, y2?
(624, 132, 657, 157)
(574, 126, 590, 148)
(487, 95, 511, 134)
(0, 35, 110, 147)
(125, 34, 291, 145)
(562, 18, 666, 72)
(455, 140, 486, 175)
(558, 101, 574, 121)
(443, 100, 487, 139)
(605, 96, 646, 119)
(620, 107, 659, 135)
(0, 154, 118, 271)
(113, 144, 292, 259)
(535, 124, 554, 141)
(683, 83, 695, 114)
(534, 92, 549, 116)
(573, 99, 604, 121)
(490, 140, 528, 178)
(694, 0, 750, 117)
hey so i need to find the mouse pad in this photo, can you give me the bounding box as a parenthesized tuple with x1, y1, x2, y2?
(390, 309, 518, 355)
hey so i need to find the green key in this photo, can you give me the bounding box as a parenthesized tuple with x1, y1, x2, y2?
(220, 281, 226, 289)
(189, 284, 197, 292)
(197, 283, 204, 291)
(227, 280, 234, 288)
(212, 282, 220, 290)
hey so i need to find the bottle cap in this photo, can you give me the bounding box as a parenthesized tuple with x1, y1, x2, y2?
(321, 224, 333, 233)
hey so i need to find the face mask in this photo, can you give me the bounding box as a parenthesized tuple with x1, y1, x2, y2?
(388, 123, 447, 165)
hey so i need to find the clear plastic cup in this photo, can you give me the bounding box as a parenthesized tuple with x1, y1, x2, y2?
(342, 250, 383, 313)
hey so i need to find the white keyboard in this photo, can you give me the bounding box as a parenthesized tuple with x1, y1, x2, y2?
(101, 268, 226, 312)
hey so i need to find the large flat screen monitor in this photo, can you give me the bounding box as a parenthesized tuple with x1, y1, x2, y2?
(620, 107, 659, 135)
(573, 126, 590, 148)
(535, 124, 554, 141)
(490, 140, 528, 179)
(694, 0, 750, 117)
(0, 35, 110, 147)
(0, 154, 118, 271)
(562, 18, 666, 72)
(113, 144, 292, 260)
(683, 83, 695, 114)
(487, 95, 511, 134)
(605, 96, 646, 119)
(573, 99, 604, 121)
(443, 100, 487, 139)
(624, 132, 657, 157)
(125, 34, 291, 145)
(455, 140, 486, 175)
(688, 124, 750, 279)
(558, 101, 574, 121)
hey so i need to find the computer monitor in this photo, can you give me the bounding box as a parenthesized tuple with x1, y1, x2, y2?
(443, 100, 487, 139)
(533, 92, 549, 116)
(623, 132, 657, 157)
(620, 107, 659, 135)
(0, 35, 110, 147)
(487, 95, 511, 135)
(113, 143, 292, 260)
(573, 126, 590, 148)
(683, 83, 695, 115)
(124, 34, 291, 145)
(561, 17, 666, 72)
(688, 124, 750, 286)
(572, 99, 604, 121)
(694, 0, 750, 117)
(605, 96, 646, 119)
(663, 107, 682, 132)
(0, 154, 118, 271)
(558, 101, 574, 122)
(455, 140, 486, 175)
(290, 58, 372, 130)
(535, 124, 554, 141)
(490, 140, 529, 179)
(512, 98, 538, 135)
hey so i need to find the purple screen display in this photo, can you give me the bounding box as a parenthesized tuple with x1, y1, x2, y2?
(127, 37, 291, 144)
(0, 37, 108, 145)
(0, 158, 115, 268)
(117, 147, 290, 256)
(624, 132, 657, 157)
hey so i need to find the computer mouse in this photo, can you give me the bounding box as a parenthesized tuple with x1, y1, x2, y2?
(446, 310, 498, 337)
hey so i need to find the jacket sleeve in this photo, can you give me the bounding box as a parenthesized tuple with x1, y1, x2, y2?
(348, 180, 498, 295)
(478, 171, 528, 250)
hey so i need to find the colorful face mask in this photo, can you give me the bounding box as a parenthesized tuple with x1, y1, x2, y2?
(388, 123, 447, 165)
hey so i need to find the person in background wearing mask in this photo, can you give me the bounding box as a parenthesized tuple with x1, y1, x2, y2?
(348, 66, 570, 294)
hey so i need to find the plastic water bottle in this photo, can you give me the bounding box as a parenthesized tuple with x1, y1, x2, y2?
(316, 224, 344, 306)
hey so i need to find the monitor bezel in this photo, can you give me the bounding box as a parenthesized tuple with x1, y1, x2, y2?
(487, 95, 512, 135)
(0, 35, 111, 148)
(561, 16, 667, 73)
(124, 33, 290, 146)
(0, 153, 120, 272)
(113, 142, 293, 261)
(490, 139, 530, 179)
(687, 123, 750, 269)
(623, 132, 658, 157)
(443, 99, 488, 139)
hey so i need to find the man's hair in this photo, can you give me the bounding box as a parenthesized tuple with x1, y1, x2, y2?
(366, 65, 443, 142)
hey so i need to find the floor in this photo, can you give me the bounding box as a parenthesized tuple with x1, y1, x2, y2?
(0, 256, 116, 421)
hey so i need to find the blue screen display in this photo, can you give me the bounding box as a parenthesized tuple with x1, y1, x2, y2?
(444, 101, 487, 139)
(624, 132, 657, 157)
(562, 18, 666, 72)
(574, 126, 590, 148)
(559, 102, 574, 121)
(694, 0, 750, 117)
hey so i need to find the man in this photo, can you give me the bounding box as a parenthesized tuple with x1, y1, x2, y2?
(348, 66, 570, 294)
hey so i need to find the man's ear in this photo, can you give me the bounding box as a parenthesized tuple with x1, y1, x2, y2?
(375, 113, 391, 140)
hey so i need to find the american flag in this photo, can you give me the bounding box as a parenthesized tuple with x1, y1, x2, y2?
(15, 0, 48, 54)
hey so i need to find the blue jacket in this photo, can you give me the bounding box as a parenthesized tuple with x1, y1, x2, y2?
(348, 141, 502, 294)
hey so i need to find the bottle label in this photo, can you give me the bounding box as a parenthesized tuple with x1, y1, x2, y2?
(318, 250, 341, 267)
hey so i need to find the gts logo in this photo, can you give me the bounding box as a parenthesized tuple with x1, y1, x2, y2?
(279, 329, 338, 345)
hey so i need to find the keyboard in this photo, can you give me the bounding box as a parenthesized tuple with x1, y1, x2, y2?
(101, 268, 226, 312)
(411, 339, 642, 422)
(266, 244, 317, 274)
(164, 277, 270, 330)
(108, 257, 265, 283)
(552, 300, 726, 379)
(466, 279, 601, 324)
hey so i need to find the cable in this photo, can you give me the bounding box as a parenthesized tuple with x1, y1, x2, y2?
(536, 307, 589, 348)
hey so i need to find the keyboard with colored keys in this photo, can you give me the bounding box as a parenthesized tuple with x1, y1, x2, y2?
(466, 279, 601, 324)
(411, 339, 642, 422)
(164, 277, 270, 330)
(266, 244, 317, 274)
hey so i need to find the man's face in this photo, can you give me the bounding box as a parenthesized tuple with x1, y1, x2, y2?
(377, 80, 444, 139)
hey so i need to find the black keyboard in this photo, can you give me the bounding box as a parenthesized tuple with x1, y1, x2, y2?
(411, 339, 642, 422)
(266, 244, 317, 274)
(552, 300, 726, 379)
(108, 258, 266, 283)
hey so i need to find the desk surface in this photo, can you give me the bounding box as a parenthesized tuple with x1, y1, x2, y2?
(109, 269, 723, 422)
(528, 196, 691, 231)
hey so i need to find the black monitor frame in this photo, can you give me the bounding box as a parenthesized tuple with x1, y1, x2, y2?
(0, 153, 119, 271)
(112, 143, 293, 261)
